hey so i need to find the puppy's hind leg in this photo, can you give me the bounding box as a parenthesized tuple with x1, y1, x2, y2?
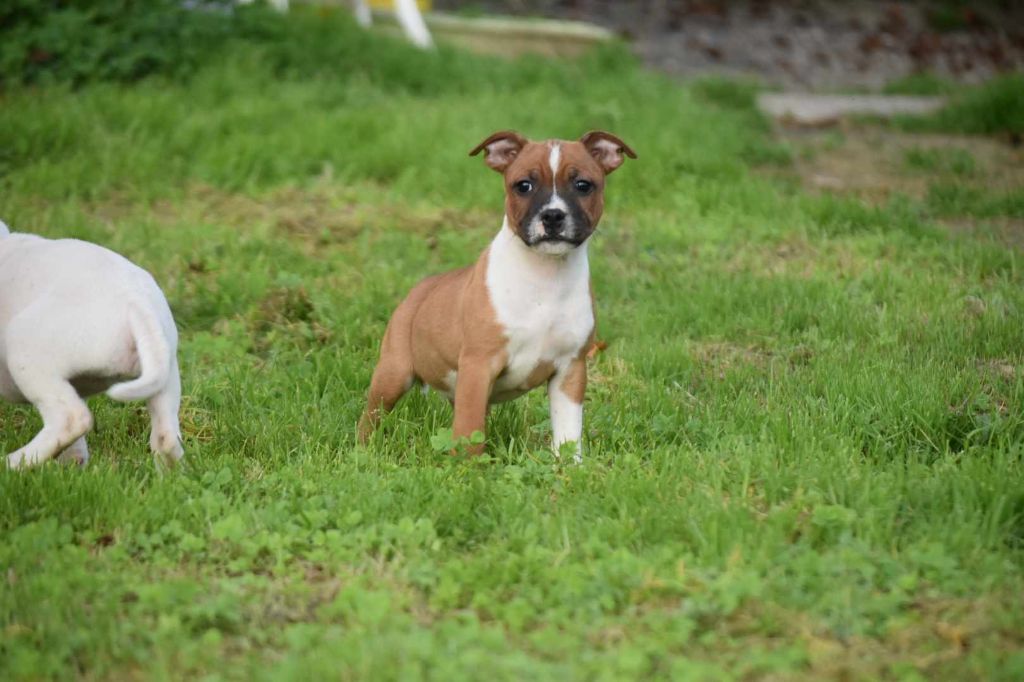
(6, 380, 93, 470)
(359, 283, 437, 444)
(5, 313, 94, 469)
(147, 358, 184, 469)
(358, 361, 414, 444)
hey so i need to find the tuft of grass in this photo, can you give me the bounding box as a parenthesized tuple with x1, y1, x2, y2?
(904, 146, 977, 176)
(895, 73, 1024, 136)
(926, 183, 1024, 219)
(1, 6, 1023, 681)
(883, 72, 959, 96)
(690, 76, 763, 112)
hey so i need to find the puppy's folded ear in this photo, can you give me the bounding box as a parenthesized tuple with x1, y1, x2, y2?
(580, 131, 636, 174)
(469, 130, 528, 173)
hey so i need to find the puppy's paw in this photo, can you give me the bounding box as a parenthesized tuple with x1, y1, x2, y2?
(153, 451, 183, 473)
(6, 451, 27, 470)
(57, 438, 90, 468)
(57, 449, 89, 468)
(152, 435, 184, 473)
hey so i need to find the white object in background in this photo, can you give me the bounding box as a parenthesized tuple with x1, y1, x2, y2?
(239, 1, 432, 49)
(352, 0, 373, 27)
(351, 0, 433, 48)
(393, 0, 433, 48)
(237, 0, 290, 12)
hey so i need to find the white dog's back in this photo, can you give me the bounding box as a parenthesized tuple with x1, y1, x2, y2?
(0, 226, 178, 353)
(0, 234, 177, 400)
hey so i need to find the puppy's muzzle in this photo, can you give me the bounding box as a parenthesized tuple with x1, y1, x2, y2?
(540, 208, 567, 235)
(535, 208, 586, 247)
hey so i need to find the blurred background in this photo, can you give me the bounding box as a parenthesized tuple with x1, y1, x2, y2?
(5, 1, 1023, 90)
(434, 0, 1024, 90)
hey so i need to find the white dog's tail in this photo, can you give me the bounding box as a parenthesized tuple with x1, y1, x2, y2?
(0, 219, 9, 237)
(106, 302, 172, 402)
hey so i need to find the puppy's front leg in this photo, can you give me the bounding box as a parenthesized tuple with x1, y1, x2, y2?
(452, 356, 496, 456)
(549, 357, 586, 463)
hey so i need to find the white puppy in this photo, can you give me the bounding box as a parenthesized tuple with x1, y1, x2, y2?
(0, 220, 184, 469)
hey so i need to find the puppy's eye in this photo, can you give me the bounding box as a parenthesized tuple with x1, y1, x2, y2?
(574, 179, 594, 194)
(514, 180, 533, 195)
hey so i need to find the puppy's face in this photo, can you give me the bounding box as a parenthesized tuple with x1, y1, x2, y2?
(470, 131, 635, 256)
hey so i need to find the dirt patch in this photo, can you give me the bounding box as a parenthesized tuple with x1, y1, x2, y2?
(86, 182, 493, 250)
(723, 235, 873, 281)
(691, 339, 771, 368)
(84, 183, 362, 243)
(771, 123, 1024, 247)
(941, 216, 1024, 249)
(185, 184, 366, 245)
(976, 358, 1019, 386)
(770, 122, 1024, 246)
(781, 126, 1024, 202)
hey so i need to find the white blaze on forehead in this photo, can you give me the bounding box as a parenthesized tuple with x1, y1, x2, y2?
(544, 143, 568, 212)
(548, 142, 561, 180)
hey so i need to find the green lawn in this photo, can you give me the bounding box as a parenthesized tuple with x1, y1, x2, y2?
(2, 8, 1023, 680)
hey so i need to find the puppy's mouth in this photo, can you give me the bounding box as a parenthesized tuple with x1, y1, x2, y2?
(532, 234, 585, 246)
(523, 224, 591, 247)
(525, 233, 590, 255)
(516, 214, 592, 251)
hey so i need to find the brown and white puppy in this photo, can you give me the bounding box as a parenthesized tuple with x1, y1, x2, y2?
(358, 130, 635, 459)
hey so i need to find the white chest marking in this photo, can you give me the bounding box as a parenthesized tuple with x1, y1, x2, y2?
(486, 220, 593, 399)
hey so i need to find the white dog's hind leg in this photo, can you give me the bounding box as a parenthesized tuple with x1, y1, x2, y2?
(147, 358, 184, 468)
(6, 383, 93, 469)
(57, 436, 90, 467)
(5, 312, 94, 469)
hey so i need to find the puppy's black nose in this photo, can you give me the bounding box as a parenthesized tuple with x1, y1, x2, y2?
(540, 208, 566, 232)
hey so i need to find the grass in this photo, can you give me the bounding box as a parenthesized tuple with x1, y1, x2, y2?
(903, 147, 977, 177)
(2, 7, 1024, 680)
(893, 73, 1024, 136)
(883, 72, 960, 97)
